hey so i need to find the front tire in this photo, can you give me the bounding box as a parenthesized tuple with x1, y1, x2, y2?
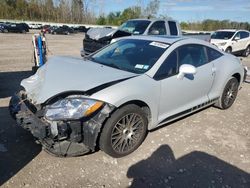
(99, 104, 148, 158)
(243, 46, 250, 57)
(217, 77, 239, 109)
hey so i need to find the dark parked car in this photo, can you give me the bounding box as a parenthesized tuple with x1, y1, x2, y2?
(6, 23, 29, 33)
(52, 26, 74, 35)
(74, 26, 89, 33)
(0, 23, 9, 33)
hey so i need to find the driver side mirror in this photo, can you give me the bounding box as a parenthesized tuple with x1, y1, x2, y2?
(149, 30, 160, 35)
(234, 36, 240, 41)
(177, 64, 197, 80)
(133, 31, 140, 35)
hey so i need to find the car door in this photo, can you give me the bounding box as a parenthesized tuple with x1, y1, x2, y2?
(232, 31, 248, 52)
(156, 44, 215, 124)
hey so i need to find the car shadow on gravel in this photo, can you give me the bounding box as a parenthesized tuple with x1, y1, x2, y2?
(127, 145, 250, 188)
(0, 106, 41, 186)
(0, 70, 33, 98)
(0, 70, 40, 186)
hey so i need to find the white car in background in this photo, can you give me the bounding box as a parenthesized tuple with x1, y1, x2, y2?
(210, 29, 250, 57)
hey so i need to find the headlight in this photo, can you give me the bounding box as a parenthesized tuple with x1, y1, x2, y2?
(45, 96, 103, 121)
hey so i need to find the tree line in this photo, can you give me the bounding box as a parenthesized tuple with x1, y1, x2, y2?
(0, 0, 249, 31)
(181, 19, 250, 31)
(0, 0, 96, 24)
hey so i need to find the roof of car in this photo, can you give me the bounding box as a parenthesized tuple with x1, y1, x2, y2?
(129, 18, 177, 22)
(120, 35, 186, 44)
(216, 29, 249, 32)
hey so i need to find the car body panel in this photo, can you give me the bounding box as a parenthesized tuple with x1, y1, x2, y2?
(158, 62, 214, 124)
(20, 36, 245, 130)
(21, 56, 137, 104)
(11, 35, 245, 157)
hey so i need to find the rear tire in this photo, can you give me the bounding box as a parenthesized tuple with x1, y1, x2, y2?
(216, 77, 239, 109)
(99, 104, 148, 158)
(243, 46, 250, 57)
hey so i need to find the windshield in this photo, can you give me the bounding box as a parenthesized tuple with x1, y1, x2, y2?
(90, 39, 169, 74)
(211, 31, 235, 40)
(119, 20, 151, 34)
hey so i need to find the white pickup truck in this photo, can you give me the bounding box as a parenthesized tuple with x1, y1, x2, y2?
(210, 29, 250, 57)
(81, 18, 183, 56)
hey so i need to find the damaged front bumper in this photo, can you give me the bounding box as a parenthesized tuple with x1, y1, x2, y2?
(9, 91, 114, 157)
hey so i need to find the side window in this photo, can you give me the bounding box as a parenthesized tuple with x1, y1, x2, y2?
(234, 32, 240, 39)
(168, 21, 178, 36)
(178, 44, 207, 67)
(241, 31, 250, 39)
(148, 21, 166, 35)
(154, 51, 178, 80)
(206, 47, 223, 62)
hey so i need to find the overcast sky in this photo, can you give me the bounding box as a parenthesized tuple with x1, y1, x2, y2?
(96, 0, 250, 22)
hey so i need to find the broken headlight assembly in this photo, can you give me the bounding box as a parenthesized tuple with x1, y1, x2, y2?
(45, 96, 103, 121)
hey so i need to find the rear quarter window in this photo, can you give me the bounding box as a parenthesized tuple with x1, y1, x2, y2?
(168, 21, 178, 36)
(241, 31, 250, 39)
(206, 47, 223, 62)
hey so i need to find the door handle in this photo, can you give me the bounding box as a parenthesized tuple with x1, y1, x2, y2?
(212, 67, 216, 75)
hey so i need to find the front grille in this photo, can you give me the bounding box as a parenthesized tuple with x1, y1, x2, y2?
(83, 38, 106, 53)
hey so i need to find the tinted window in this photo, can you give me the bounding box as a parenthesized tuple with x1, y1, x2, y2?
(148, 21, 166, 35)
(119, 20, 151, 34)
(240, 31, 249, 39)
(207, 47, 223, 62)
(178, 44, 207, 67)
(168, 21, 178, 35)
(154, 51, 178, 80)
(91, 39, 168, 74)
(211, 31, 235, 40)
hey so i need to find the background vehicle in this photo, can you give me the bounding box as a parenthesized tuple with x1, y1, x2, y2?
(52, 25, 74, 35)
(41, 25, 51, 33)
(10, 36, 244, 158)
(74, 25, 90, 33)
(0, 23, 9, 33)
(6, 23, 29, 33)
(81, 18, 182, 56)
(48, 26, 58, 34)
(210, 29, 250, 57)
(29, 23, 42, 29)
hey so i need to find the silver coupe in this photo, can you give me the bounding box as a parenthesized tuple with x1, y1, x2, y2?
(10, 36, 245, 157)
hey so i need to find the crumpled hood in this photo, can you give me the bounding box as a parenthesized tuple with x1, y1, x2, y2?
(87, 27, 117, 40)
(21, 56, 136, 104)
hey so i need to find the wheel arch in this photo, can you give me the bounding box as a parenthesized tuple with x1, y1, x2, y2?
(117, 100, 152, 128)
(232, 72, 241, 83)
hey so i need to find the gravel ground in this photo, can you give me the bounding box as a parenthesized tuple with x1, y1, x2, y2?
(0, 31, 250, 188)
